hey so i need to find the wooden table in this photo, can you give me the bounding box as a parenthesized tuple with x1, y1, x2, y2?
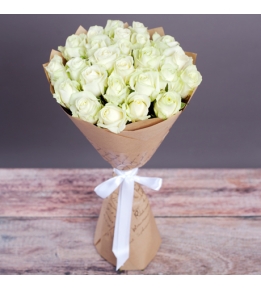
(0, 169, 260, 275)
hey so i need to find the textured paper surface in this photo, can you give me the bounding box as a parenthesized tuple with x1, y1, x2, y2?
(94, 181, 161, 270)
(43, 25, 198, 270)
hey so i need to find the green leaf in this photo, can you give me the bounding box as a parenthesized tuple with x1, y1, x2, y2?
(165, 83, 168, 92)
(180, 102, 186, 110)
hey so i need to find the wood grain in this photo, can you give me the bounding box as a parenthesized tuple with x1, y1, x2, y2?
(128, 217, 261, 275)
(0, 217, 260, 274)
(0, 169, 261, 274)
(0, 217, 124, 275)
(0, 169, 261, 217)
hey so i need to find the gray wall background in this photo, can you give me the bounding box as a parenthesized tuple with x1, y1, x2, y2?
(0, 15, 260, 168)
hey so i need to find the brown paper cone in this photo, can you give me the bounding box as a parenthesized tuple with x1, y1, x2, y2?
(66, 111, 181, 169)
(42, 25, 199, 271)
(94, 181, 161, 270)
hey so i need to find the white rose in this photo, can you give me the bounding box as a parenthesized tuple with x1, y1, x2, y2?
(114, 28, 131, 41)
(53, 79, 80, 108)
(159, 63, 179, 89)
(89, 45, 120, 72)
(80, 64, 107, 97)
(154, 91, 181, 119)
(130, 21, 148, 34)
(66, 57, 89, 82)
(86, 34, 111, 57)
(97, 103, 127, 133)
(125, 92, 151, 122)
(168, 78, 186, 98)
(133, 46, 162, 70)
(116, 39, 132, 55)
(113, 56, 134, 83)
(69, 91, 103, 124)
(87, 25, 104, 42)
(58, 34, 86, 60)
(104, 73, 130, 105)
(160, 35, 179, 47)
(164, 52, 192, 70)
(45, 55, 68, 85)
(156, 34, 185, 56)
(180, 64, 202, 96)
(152, 32, 179, 51)
(168, 65, 202, 98)
(152, 32, 161, 42)
(104, 20, 124, 38)
(129, 69, 160, 101)
(130, 32, 150, 49)
(163, 45, 184, 57)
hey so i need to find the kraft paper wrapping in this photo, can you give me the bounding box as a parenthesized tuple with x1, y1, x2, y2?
(94, 182, 161, 270)
(43, 25, 198, 270)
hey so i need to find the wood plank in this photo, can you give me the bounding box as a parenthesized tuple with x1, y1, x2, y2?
(0, 217, 124, 275)
(0, 169, 261, 217)
(128, 217, 261, 275)
(0, 216, 261, 274)
(0, 169, 104, 217)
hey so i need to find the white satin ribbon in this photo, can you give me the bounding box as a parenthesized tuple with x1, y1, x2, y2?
(94, 168, 162, 270)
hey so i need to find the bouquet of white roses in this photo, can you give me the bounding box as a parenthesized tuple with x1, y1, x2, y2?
(45, 20, 201, 134)
(43, 20, 202, 271)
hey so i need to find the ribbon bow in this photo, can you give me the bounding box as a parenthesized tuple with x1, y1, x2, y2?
(94, 168, 162, 270)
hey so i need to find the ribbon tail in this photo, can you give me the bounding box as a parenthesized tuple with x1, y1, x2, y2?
(94, 167, 162, 271)
(112, 178, 134, 270)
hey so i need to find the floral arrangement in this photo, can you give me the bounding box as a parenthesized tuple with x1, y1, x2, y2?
(45, 20, 202, 134)
(43, 20, 202, 271)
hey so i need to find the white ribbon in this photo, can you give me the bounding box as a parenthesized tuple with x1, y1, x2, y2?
(94, 168, 162, 270)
